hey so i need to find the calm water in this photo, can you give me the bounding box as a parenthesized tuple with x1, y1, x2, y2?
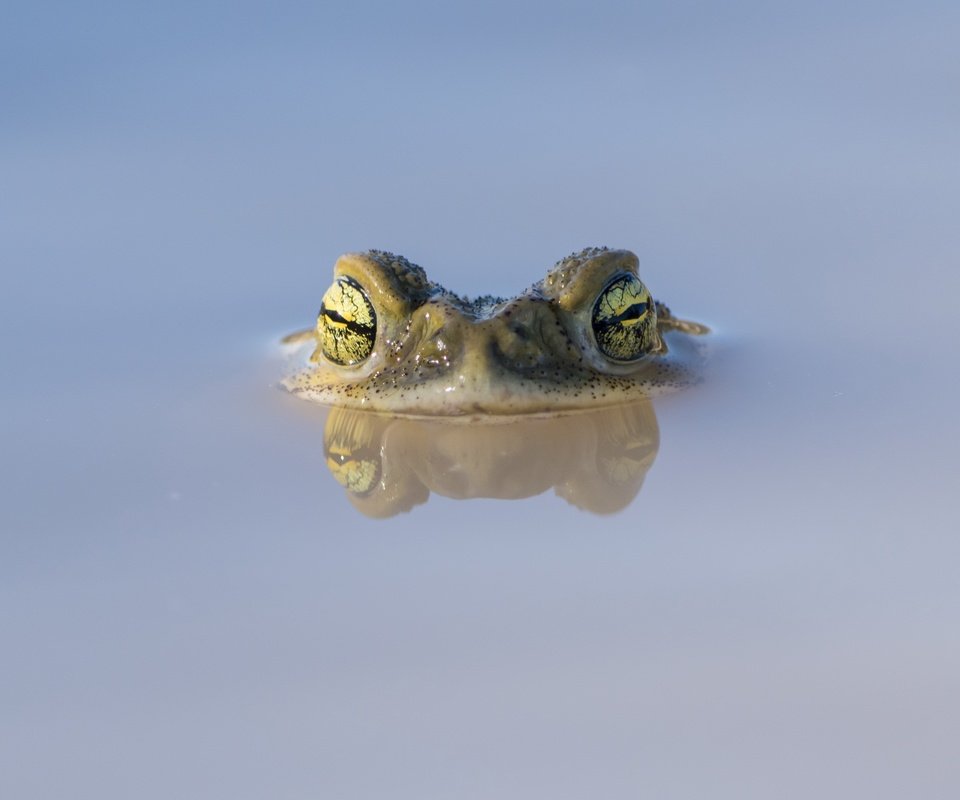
(3, 3, 959, 798)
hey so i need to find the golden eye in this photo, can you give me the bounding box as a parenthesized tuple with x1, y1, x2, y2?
(591, 274, 656, 362)
(318, 276, 377, 366)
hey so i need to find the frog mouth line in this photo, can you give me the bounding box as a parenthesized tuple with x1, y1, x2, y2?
(283, 326, 707, 415)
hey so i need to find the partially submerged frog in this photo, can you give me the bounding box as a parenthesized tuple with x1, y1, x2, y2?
(283, 247, 708, 416)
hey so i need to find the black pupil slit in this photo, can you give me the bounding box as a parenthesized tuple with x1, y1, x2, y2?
(617, 303, 647, 323)
(321, 305, 374, 335)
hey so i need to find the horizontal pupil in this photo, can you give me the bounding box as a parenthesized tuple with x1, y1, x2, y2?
(322, 304, 374, 334)
(322, 307, 348, 324)
(605, 300, 647, 327)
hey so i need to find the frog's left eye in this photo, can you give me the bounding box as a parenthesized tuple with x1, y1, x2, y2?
(591, 274, 656, 363)
(318, 276, 378, 366)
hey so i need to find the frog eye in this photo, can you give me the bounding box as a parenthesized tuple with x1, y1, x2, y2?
(318, 276, 377, 366)
(591, 274, 656, 362)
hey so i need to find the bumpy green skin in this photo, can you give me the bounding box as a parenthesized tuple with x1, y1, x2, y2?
(283, 247, 708, 416)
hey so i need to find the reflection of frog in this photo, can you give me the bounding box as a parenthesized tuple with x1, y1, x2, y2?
(283, 247, 707, 415)
(322, 401, 660, 517)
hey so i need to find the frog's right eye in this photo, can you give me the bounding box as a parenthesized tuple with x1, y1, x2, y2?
(318, 276, 377, 366)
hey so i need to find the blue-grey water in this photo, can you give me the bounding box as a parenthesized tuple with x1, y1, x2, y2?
(3, 3, 959, 798)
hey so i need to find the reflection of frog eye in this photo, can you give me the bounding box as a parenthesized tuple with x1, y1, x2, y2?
(326, 446, 380, 495)
(591, 274, 656, 363)
(324, 408, 381, 496)
(318, 276, 377, 366)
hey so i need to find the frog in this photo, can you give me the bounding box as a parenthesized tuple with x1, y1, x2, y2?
(282, 247, 708, 416)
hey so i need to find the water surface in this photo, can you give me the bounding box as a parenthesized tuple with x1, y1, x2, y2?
(3, 3, 959, 798)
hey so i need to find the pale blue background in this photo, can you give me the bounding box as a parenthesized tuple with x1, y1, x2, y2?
(3, 3, 959, 798)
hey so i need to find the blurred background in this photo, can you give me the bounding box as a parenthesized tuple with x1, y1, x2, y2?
(2, 2, 959, 798)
